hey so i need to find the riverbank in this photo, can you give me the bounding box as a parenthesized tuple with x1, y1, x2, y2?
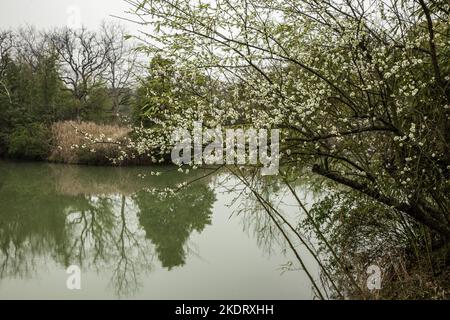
(1, 121, 168, 166)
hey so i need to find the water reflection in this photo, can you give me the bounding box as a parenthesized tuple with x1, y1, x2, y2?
(0, 162, 215, 296)
(0, 161, 321, 299)
(135, 185, 214, 270)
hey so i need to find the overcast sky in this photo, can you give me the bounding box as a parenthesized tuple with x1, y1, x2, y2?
(0, 0, 139, 32)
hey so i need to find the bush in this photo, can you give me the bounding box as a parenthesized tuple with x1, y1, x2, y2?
(7, 123, 51, 160)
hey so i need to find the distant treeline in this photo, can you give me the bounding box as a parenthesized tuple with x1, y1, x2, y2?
(0, 24, 141, 160)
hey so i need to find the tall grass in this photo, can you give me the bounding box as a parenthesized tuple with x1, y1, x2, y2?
(49, 121, 131, 165)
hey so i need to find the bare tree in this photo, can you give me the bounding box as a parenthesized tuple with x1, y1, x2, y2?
(0, 30, 14, 102)
(15, 26, 49, 70)
(101, 22, 137, 119)
(48, 27, 112, 119)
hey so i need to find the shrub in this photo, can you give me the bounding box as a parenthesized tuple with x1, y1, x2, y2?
(7, 123, 51, 160)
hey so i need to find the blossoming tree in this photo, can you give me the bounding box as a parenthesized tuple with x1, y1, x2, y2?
(124, 0, 449, 242)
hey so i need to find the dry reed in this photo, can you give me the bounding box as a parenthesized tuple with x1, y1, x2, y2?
(49, 121, 131, 164)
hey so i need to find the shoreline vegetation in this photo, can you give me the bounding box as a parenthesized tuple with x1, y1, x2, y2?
(1, 120, 162, 166)
(49, 121, 135, 166)
(1, 0, 449, 300)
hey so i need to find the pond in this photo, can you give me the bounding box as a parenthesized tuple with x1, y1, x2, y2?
(0, 160, 321, 299)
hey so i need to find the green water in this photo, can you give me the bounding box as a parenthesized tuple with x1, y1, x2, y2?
(0, 160, 319, 299)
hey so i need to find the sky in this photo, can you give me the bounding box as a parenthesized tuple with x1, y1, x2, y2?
(0, 0, 140, 32)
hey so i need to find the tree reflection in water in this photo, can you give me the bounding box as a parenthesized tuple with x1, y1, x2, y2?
(0, 162, 215, 296)
(135, 184, 214, 270)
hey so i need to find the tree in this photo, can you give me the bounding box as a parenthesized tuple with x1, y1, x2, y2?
(48, 27, 112, 119)
(127, 0, 450, 240)
(101, 22, 137, 120)
(0, 30, 14, 104)
(0, 28, 78, 156)
(132, 53, 217, 128)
